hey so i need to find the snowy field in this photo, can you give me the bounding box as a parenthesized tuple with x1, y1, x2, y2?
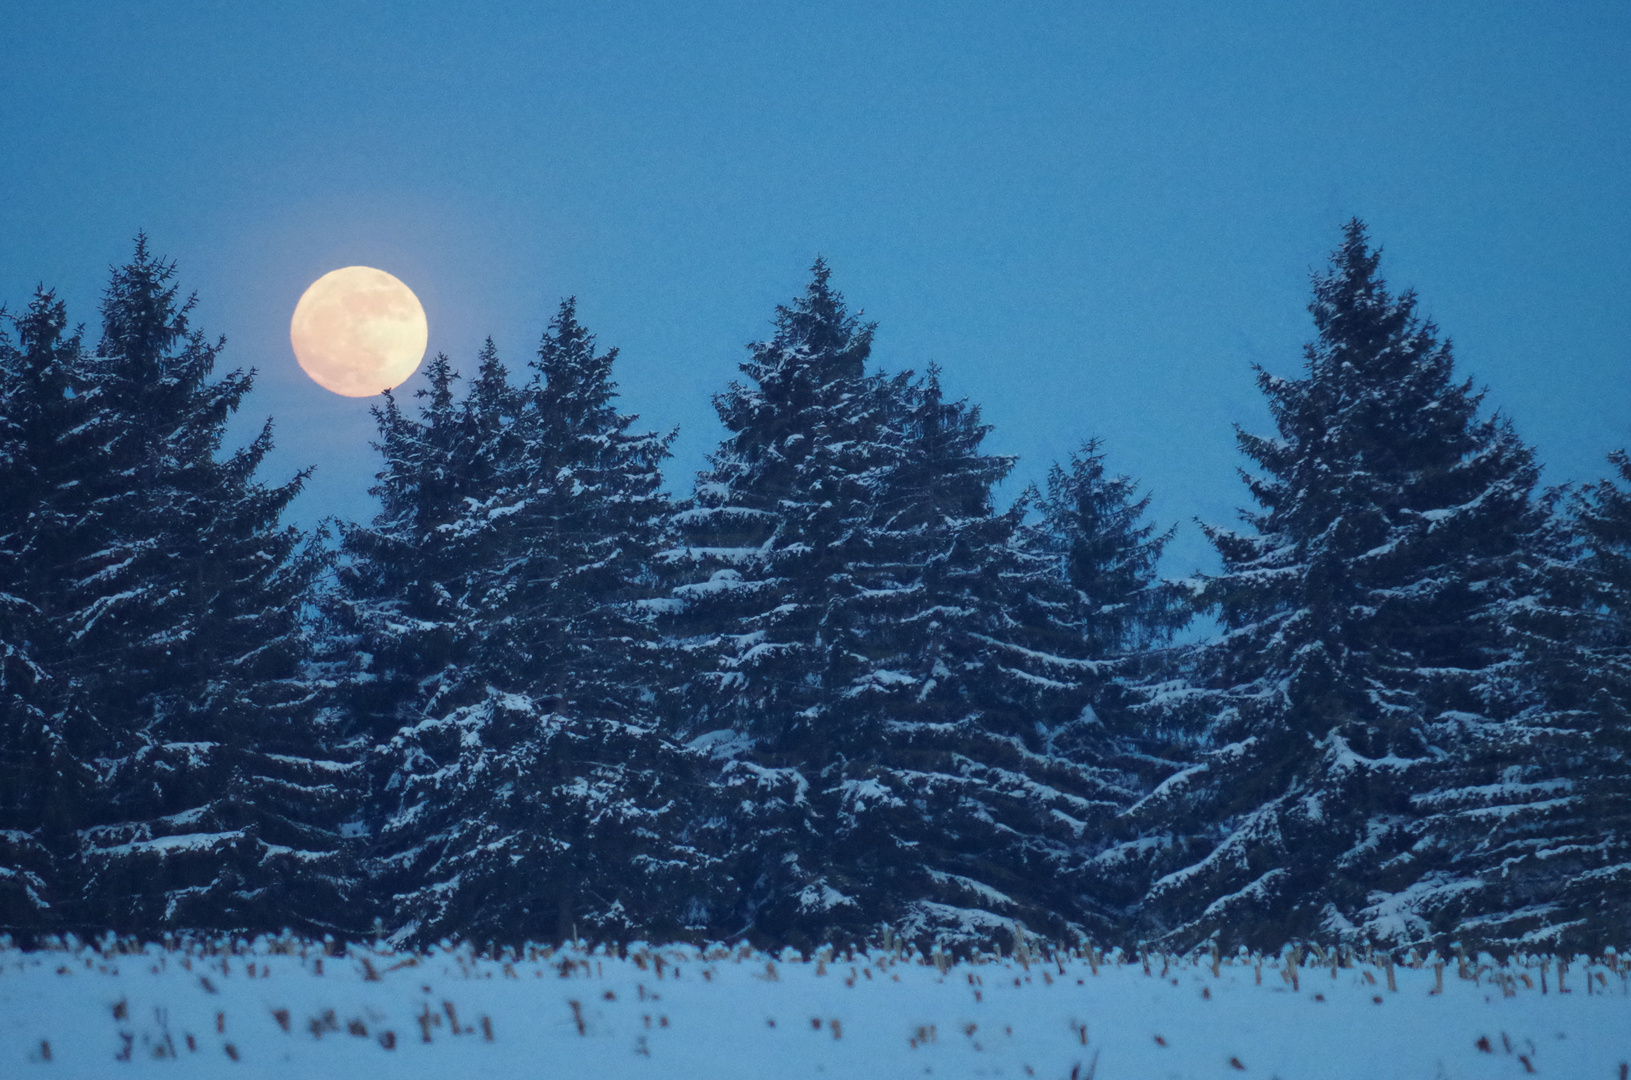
(2, 938, 1628, 1078)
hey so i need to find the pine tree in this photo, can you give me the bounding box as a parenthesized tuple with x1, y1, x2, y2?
(1563, 453, 1631, 940)
(662, 261, 899, 944)
(506, 299, 675, 717)
(331, 350, 509, 748)
(1132, 221, 1543, 950)
(0, 290, 97, 933)
(669, 268, 1166, 950)
(323, 353, 487, 936)
(1456, 458, 1631, 947)
(665, 259, 887, 743)
(812, 369, 1149, 950)
(1021, 440, 1188, 657)
(7, 240, 351, 936)
(340, 325, 718, 946)
(1017, 438, 1195, 919)
(335, 348, 528, 935)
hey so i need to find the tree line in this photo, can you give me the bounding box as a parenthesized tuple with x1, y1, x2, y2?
(1, 222, 1626, 955)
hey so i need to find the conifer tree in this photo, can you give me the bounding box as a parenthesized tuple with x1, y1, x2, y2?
(1021, 440, 1188, 657)
(339, 323, 717, 946)
(813, 369, 1148, 949)
(1016, 439, 1195, 918)
(0, 290, 97, 932)
(663, 261, 898, 944)
(670, 268, 1166, 950)
(507, 299, 675, 717)
(1132, 221, 1543, 949)
(331, 352, 508, 745)
(1455, 458, 1631, 947)
(5, 240, 351, 936)
(1562, 453, 1631, 939)
(326, 351, 504, 935)
(665, 259, 888, 743)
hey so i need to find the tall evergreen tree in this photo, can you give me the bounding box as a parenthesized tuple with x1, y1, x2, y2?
(813, 369, 1150, 950)
(662, 261, 899, 944)
(665, 259, 888, 744)
(0, 241, 350, 936)
(1456, 458, 1631, 947)
(337, 321, 717, 947)
(0, 290, 97, 932)
(507, 299, 676, 717)
(1562, 453, 1631, 940)
(1131, 221, 1543, 950)
(77, 242, 350, 935)
(330, 351, 506, 751)
(1017, 438, 1195, 918)
(669, 268, 1170, 950)
(1021, 440, 1188, 657)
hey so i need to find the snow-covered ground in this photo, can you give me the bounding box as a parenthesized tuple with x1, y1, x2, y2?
(2, 938, 1627, 1078)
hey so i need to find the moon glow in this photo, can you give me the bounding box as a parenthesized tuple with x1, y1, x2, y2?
(290, 266, 428, 397)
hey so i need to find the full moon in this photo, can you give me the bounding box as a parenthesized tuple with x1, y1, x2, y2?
(290, 266, 428, 397)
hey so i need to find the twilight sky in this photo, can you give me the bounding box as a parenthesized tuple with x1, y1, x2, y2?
(3, 1, 1628, 577)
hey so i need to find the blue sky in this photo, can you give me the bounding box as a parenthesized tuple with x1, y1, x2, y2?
(3, 1, 1627, 576)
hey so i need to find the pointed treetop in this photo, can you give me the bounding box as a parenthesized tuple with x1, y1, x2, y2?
(1311, 219, 1382, 330)
(419, 352, 456, 401)
(12, 287, 81, 374)
(477, 335, 504, 375)
(922, 359, 944, 397)
(537, 296, 600, 367)
(1026, 438, 1184, 654)
(100, 233, 197, 368)
(1305, 218, 1437, 369)
(470, 337, 509, 408)
(458, 339, 519, 462)
(536, 297, 617, 388)
(531, 297, 635, 454)
(765, 257, 875, 375)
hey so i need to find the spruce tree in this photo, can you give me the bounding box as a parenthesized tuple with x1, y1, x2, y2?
(1133, 221, 1543, 950)
(507, 299, 675, 717)
(0, 290, 97, 932)
(815, 369, 1149, 949)
(1021, 440, 1188, 657)
(331, 352, 505, 745)
(1564, 453, 1631, 940)
(1458, 458, 1631, 947)
(1017, 438, 1195, 919)
(663, 261, 897, 944)
(665, 259, 887, 743)
(4, 240, 351, 936)
(669, 268, 1168, 950)
(340, 324, 717, 946)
